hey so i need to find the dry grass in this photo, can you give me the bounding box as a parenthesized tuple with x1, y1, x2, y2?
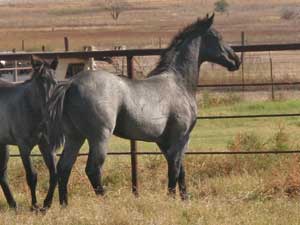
(1, 152, 300, 225)
(0, 195, 299, 225)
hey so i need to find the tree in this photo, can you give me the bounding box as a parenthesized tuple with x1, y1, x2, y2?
(214, 0, 229, 13)
(104, 0, 129, 22)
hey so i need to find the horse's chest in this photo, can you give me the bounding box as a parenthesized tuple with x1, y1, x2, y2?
(168, 101, 197, 132)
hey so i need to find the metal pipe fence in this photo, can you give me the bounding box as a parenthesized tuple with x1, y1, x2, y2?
(2, 42, 300, 194)
(8, 150, 300, 158)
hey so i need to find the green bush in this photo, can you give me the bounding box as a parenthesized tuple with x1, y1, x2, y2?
(214, 0, 229, 13)
(227, 132, 266, 152)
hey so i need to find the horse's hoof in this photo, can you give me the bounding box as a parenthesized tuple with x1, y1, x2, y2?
(30, 204, 40, 213)
(8, 202, 17, 209)
(180, 193, 190, 201)
(60, 202, 68, 209)
(95, 187, 106, 196)
(167, 191, 176, 199)
(43, 201, 52, 211)
(40, 207, 49, 214)
(8, 202, 18, 213)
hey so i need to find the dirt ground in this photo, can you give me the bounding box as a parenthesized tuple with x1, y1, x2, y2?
(0, 0, 300, 51)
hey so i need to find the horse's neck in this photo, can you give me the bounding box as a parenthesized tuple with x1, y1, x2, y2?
(173, 38, 201, 94)
(23, 81, 44, 115)
(151, 37, 201, 96)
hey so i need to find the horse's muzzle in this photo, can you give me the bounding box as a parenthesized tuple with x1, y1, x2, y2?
(228, 53, 241, 71)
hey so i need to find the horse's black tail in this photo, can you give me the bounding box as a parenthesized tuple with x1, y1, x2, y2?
(46, 80, 72, 151)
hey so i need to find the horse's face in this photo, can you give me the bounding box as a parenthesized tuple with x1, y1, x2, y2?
(31, 56, 58, 81)
(31, 56, 58, 101)
(201, 27, 240, 71)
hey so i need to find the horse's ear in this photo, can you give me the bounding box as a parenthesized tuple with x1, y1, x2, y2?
(207, 13, 214, 28)
(50, 57, 59, 70)
(210, 13, 215, 21)
(31, 55, 44, 71)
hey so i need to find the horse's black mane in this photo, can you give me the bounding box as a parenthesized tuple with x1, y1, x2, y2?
(149, 16, 212, 76)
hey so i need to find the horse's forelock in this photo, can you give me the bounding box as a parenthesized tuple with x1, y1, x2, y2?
(31, 66, 57, 104)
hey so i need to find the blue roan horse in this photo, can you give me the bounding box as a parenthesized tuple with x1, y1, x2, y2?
(47, 14, 240, 206)
(0, 56, 58, 210)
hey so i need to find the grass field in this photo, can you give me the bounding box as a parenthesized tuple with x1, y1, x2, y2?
(1, 96, 300, 225)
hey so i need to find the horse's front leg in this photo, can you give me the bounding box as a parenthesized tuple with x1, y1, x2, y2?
(38, 138, 57, 210)
(18, 144, 38, 210)
(158, 134, 189, 199)
(178, 163, 188, 200)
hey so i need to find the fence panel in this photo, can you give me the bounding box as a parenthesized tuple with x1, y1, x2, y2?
(1, 43, 300, 193)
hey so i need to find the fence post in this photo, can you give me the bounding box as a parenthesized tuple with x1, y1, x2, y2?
(12, 48, 18, 82)
(269, 52, 275, 100)
(241, 31, 245, 92)
(127, 55, 139, 196)
(22, 40, 25, 51)
(64, 37, 69, 52)
(159, 37, 162, 49)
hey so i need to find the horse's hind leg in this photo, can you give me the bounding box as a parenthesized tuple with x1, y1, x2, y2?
(86, 131, 110, 195)
(38, 138, 57, 209)
(57, 134, 84, 206)
(18, 145, 38, 210)
(0, 145, 16, 208)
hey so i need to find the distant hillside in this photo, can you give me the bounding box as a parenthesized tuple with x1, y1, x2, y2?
(0, 0, 299, 51)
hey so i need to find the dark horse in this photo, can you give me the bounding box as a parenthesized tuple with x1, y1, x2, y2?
(47, 14, 240, 206)
(0, 56, 58, 210)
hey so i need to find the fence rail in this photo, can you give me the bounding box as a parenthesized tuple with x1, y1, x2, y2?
(9, 150, 300, 158)
(2, 42, 300, 194)
(1, 43, 300, 60)
(197, 81, 300, 88)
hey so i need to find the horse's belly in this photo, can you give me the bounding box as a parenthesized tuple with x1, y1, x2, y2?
(113, 114, 167, 142)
